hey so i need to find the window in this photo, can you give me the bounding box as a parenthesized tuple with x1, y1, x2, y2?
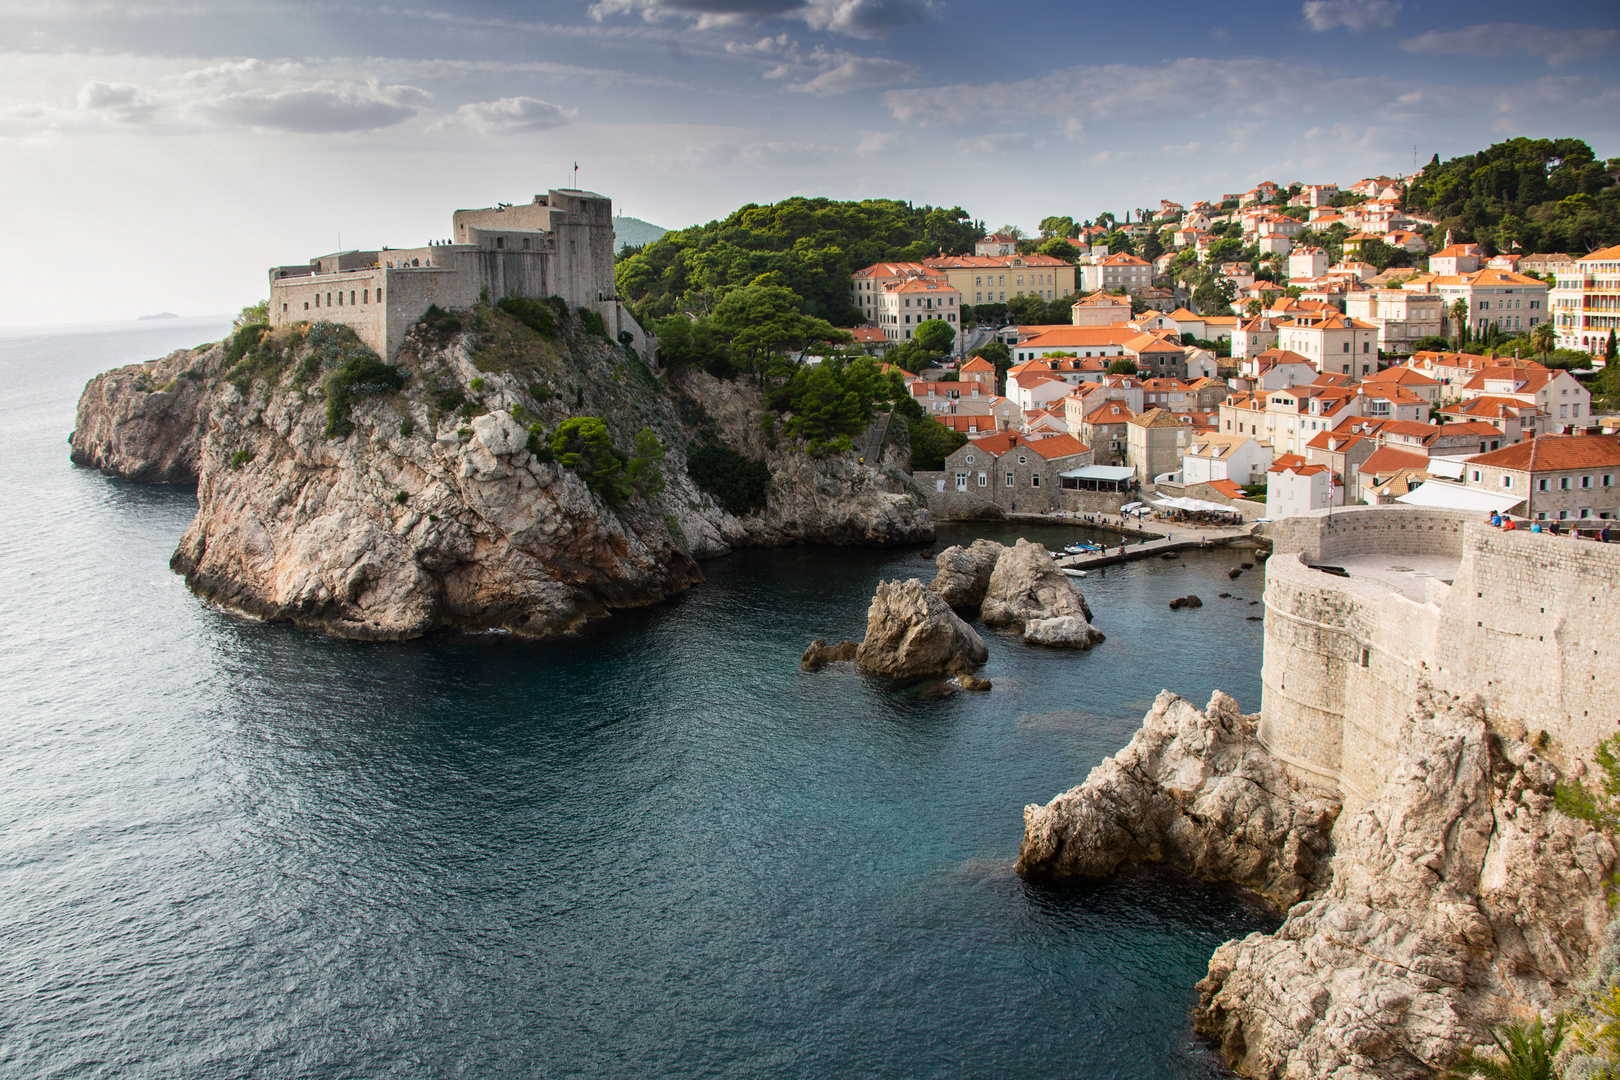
(496, 237, 505, 249)
(282, 302, 288, 312)
(377, 288, 383, 301)
(1031, 474, 1041, 487)
(955, 473, 967, 491)
(1343, 342, 1350, 352)
(1472, 470, 1482, 482)
(1561, 477, 1571, 490)
(1502, 475, 1512, 489)
(978, 473, 987, 487)
(522, 238, 531, 250)
(1539, 478, 1550, 491)
(965, 454, 974, 464)
(362, 290, 368, 303)
(1018, 455, 1027, 465)
(1605, 475, 1613, 487)
(303, 301, 309, 310)
(350, 291, 355, 305)
(1005, 473, 1014, 486)
(1582, 475, 1592, 488)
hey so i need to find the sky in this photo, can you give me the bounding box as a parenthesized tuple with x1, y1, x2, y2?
(3, 0, 1619, 325)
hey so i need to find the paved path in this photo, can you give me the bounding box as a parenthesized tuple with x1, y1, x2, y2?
(1044, 522, 1260, 571)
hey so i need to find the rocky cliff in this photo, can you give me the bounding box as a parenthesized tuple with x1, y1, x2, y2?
(71, 309, 931, 639)
(1019, 684, 1616, 1078)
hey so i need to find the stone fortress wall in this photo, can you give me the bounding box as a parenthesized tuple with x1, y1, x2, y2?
(268, 189, 649, 361)
(1260, 505, 1620, 809)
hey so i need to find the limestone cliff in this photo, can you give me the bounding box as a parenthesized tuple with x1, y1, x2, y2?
(71, 309, 932, 639)
(1019, 685, 1616, 1078)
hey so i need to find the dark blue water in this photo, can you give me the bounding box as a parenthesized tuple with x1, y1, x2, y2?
(0, 320, 1272, 1079)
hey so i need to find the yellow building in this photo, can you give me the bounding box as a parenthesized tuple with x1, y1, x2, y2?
(919, 254, 1076, 305)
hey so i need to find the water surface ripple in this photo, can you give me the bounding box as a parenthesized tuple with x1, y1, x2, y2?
(0, 321, 1271, 1079)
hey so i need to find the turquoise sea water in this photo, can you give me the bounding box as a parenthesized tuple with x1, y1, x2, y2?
(0, 320, 1272, 1079)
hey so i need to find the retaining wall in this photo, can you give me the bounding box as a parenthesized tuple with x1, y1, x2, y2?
(1261, 509, 1620, 808)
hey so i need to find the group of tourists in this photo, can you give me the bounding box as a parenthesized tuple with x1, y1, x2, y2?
(1490, 511, 1612, 542)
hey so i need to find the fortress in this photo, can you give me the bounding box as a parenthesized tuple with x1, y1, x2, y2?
(267, 189, 650, 360)
(1260, 506, 1620, 809)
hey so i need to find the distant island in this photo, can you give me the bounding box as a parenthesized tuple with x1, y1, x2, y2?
(138, 312, 180, 321)
(611, 216, 667, 251)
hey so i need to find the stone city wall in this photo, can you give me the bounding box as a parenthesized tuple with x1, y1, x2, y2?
(1260, 504, 1472, 564)
(1261, 507, 1620, 809)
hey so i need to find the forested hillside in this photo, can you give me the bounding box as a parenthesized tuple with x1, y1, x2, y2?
(1402, 138, 1620, 254)
(614, 198, 981, 326)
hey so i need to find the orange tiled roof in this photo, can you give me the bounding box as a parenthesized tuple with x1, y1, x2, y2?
(1464, 435, 1620, 472)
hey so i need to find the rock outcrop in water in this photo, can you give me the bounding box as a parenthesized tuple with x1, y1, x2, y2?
(927, 539, 1004, 613)
(1018, 690, 1338, 908)
(1019, 685, 1617, 1079)
(71, 311, 931, 639)
(855, 578, 988, 679)
(979, 539, 1103, 648)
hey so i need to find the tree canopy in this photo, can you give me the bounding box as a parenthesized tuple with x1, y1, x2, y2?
(780, 355, 907, 455)
(615, 197, 982, 326)
(1402, 137, 1620, 254)
(913, 318, 956, 353)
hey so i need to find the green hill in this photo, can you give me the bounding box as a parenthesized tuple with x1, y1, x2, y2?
(612, 216, 669, 252)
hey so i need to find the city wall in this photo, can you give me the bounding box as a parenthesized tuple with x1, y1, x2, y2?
(1260, 506, 1620, 809)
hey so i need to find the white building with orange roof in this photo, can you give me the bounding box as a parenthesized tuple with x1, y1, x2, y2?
(1551, 244, 1620, 355)
(1455, 364, 1590, 428)
(1440, 396, 1541, 442)
(1360, 364, 1441, 402)
(1070, 290, 1132, 326)
(1427, 244, 1483, 275)
(1074, 399, 1136, 465)
(1009, 369, 1079, 412)
(1343, 289, 1444, 353)
(1181, 433, 1272, 486)
(958, 354, 997, 390)
(1407, 349, 1539, 392)
(1079, 253, 1153, 294)
(1408, 268, 1550, 338)
(1288, 247, 1329, 280)
(1274, 311, 1381, 376)
(975, 233, 1019, 257)
(1238, 347, 1317, 390)
(849, 261, 945, 324)
(872, 277, 961, 344)
(1267, 454, 1336, 513)
(1009, 325, 1140, 363)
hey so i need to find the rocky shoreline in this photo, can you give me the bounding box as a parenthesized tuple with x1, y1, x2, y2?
(1020, 684, 1616, 1078)
(70, 313, 931, 640)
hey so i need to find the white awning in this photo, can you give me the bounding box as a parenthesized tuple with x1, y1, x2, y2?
(1151, 496, 1239, 513)
(1395, 480, 1523, 514)
(1058, 465, 1137, 481)
(1423, 457, 1468, 480)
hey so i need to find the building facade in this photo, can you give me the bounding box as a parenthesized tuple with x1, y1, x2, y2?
(1551, 244, 1620, 355)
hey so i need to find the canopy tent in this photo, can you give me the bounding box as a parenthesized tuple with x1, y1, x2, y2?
(1058, 464, 1137, 492)
(1151, 496, 1238, 514)
(1395, 480, 1524, 514)
(1423, 457, 1468, 481)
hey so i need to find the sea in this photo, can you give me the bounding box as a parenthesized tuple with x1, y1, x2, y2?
(0, 318, 1273, 1079)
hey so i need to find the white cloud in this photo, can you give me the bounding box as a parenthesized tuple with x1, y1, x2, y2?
(687, 138, 839, 167)
(1402, 23, 1620, 67)
(457, 96, 576, 133)
(76, 80, 156, 123)
(186, 79, 430, 133)
(854, 129, 903, 156)
(787, 54, 916, 94)
(589, 0, 931, 38)
(957, 131, 1041, 154)
(1301, 0, 1400, 32)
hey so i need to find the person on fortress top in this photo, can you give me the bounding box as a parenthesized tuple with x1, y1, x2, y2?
(1531, 521, 1542, 533)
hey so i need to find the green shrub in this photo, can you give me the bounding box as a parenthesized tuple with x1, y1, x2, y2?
(324, 353, 407, 437)
(434, 388, 468, 414)
(469, 377, 485, 393)
(458, 401, 483, 420)
(577, 307, 610, 341)
(418, 304, 463, 337)
(458, 427, 474, 439)
(229, 448, 254, 469)
(1557, 734, 1620, 833)
(549, 417, 664, 504)
(394, 490, 409, 504)
(224, 322, 268, 366)
(907, 415, 968, 471)
(687, 444, 771, 516)
(400, 418, 415, 438)
(528, 383, 552, 402)
(157, 380, 177, 394)
(495, 296, 557, 338)
(526, 424, 558, 462)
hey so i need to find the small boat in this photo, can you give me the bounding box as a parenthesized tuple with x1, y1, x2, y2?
(1061, 567, 1088, 578)
(1064, 542, 1104, 554)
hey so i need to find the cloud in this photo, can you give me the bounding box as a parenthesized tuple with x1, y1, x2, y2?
(1301, 0, 1400, 32)
(787, 54, 917, 94)
(1402, 23, 1620, 67)
(457, 96, 576, 132)
(590, 0, 932, 38)
(957, 131, 1041, 154)
(687, 139, 839, 167)
(854, 129, 903, 156)
(76, 80, 156, 123)
(187, 79, 430, 133)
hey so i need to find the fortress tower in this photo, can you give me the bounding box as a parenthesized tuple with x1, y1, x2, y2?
(266, 189, 649, 360)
